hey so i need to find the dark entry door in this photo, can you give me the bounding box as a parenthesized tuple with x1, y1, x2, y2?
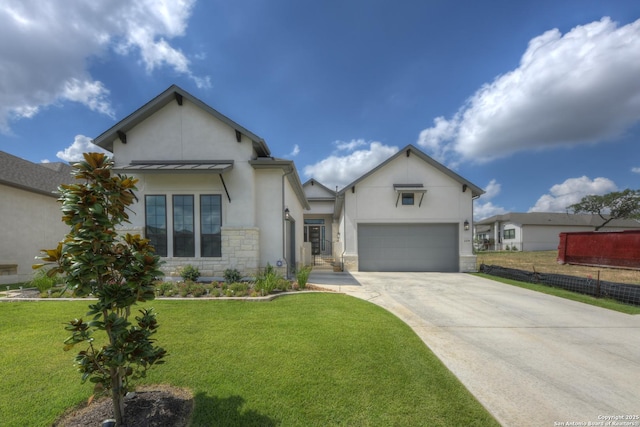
(309, 226, 321, 255)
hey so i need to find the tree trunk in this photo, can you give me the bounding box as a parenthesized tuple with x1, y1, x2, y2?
(110, 366, 125, 426)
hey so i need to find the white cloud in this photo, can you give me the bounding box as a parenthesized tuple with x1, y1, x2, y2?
(632, 167, 640, 174)
(0, 0, 205, 131)
(474, 179, 507, 220)
(335, 139, 368, 151)
(474, 201, 507, 221)
(303, 141, 398, 190)
(416, 117, 457, 163)
(417, 17, 640, 163)
(62, 79, 114, 118)
(289, 144, 300, 157)
(528, 176, 618, 212)
(56, 135, 110, 163)
(480, 179, 501, 200)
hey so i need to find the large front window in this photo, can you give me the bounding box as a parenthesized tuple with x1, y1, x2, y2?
(145, 194, 223, 257)
(201, 195, 222, 257)
(173, 195, 195, 257)
(145, 195, 167, 256)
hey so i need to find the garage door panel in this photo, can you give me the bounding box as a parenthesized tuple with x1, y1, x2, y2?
(358, 223, 458, 272)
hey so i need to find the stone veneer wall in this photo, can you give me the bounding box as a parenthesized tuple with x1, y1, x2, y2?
(459, 255, 478, 273)
(118, 226, 261, 278)
(165, 227, 260, 278)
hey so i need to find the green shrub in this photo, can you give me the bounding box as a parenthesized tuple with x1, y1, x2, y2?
(224, 268, 242, 284)
(178, 281, 192, 297)
(31, 268, 60, 293)
(296, 266, 312, 290)
(228, 282, 248, 297)
(156, 281, 175, 296)
(180, 265, 201, 282)
(191, 283, 206, 297)
(254, 263, 282, 295)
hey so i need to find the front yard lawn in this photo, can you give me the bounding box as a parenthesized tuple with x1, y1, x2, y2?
(0, 293, 498, 426)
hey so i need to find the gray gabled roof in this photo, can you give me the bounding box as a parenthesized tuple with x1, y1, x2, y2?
(476, 212, 640, 229)
(92, 85, 271, 157)
(336, 144, 484, 197)
(0, 151, 73, 197)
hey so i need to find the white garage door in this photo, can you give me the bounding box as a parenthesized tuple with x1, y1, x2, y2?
(357, 223, 459, 272)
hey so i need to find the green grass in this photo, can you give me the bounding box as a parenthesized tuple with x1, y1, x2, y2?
(475, 273, 640, 315)
(0, 294, 498, 426)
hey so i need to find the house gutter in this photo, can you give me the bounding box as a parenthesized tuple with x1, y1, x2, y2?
(282, 168, 294, 278)
(340, 193, 346, 271)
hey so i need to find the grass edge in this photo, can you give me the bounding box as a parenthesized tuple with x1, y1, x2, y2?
(473, 273, 640, 315)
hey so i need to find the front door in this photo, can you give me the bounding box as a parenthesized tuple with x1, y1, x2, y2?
(309, 226, 321, 255)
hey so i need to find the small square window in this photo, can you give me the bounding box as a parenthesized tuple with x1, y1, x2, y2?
(402, 193, 414, 205)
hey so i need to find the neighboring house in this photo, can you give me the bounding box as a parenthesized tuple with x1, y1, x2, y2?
(302, 145, 484, 272)
(93, 85, 309, 279)
(0, 151, 73, 284)
(475, 212, 640, 252)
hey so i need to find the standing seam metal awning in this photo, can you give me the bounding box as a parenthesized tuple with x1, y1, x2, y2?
(393, 183, 427, 207)
(115, 160, 234, 202)
(116, 160, 234, 172)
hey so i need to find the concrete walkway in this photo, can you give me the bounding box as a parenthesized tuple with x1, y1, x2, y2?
(308, 271, 640, 427)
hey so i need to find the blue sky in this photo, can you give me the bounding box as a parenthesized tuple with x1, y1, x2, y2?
(2, 0, 640, 220)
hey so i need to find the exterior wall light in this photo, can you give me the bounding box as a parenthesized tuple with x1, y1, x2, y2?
(464, 220, 470, 231)
(284, 208, 290, 221)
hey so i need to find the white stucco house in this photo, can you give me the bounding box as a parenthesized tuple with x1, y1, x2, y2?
(94, 85, 484, 275)
(93, 85, 309, 278)
(303, 145, 484, 272)
(0, 151, 73, 284)
(475, 212, 640, 252)
(2, 85, 485, 283)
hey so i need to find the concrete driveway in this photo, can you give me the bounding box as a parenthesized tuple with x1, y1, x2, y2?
(308, 271, 640, 426)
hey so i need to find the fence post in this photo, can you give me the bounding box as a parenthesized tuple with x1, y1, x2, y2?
(595, 271, 601, 298)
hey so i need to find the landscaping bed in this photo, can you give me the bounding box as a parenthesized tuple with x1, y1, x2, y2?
(2, 264, 318, 300)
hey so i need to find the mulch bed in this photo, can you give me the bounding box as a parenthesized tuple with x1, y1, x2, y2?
(53, 385, 193, 427)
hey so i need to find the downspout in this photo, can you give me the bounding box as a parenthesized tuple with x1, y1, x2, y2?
(340, 193, 346, 271)
(471, 193, 480, 269)
(282, 168, 294, 278)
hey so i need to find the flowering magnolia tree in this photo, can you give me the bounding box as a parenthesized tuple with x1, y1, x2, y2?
(34, 153, 166, 426)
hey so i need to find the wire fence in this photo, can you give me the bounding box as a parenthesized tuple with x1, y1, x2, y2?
(479, 264, 640, 307)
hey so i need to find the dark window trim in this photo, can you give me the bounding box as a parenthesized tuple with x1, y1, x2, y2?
(173, 195, 195, 257)
(144, 195, 167, 257)
(401, 193, 415, 206)
(200, 194, 222, 257)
